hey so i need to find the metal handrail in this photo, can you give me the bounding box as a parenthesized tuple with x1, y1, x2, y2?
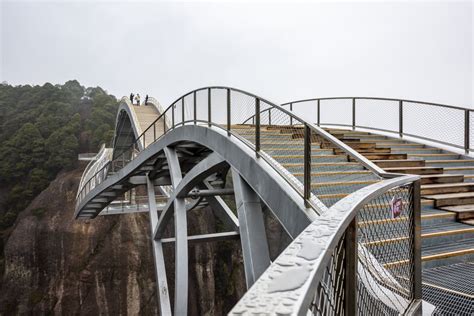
(230, 174, 421, 315)
(281, 96, 473, 153)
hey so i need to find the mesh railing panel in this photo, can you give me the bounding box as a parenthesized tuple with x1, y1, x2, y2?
(357, 183, 414, 314)
(320, 99, 352, 126)
(403, 102, 464, 148)
(289, 100, 319, 125)
(355, 99, 399, 132)
(310, 234, 346, 315)
(195, 89, 209, 122)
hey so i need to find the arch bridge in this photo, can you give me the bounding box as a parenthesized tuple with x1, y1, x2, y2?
(76, 87, 473, 315)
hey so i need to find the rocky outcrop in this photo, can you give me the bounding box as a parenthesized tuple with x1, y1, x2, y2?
(0, 167, 245, 315)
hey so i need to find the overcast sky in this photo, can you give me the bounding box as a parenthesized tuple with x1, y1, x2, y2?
(1, 0, 473, 107)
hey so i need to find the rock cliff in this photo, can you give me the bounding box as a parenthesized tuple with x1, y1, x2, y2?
(0, 167, 246, 315)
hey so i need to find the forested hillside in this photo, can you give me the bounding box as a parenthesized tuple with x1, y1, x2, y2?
(0, 80, 118, 261)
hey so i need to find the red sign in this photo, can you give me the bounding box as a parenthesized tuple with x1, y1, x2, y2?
(391, 197, 403, 218)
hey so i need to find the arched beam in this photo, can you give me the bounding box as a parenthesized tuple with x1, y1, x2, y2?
(76, 125, 317, 239)
(154, 152, 229, 239)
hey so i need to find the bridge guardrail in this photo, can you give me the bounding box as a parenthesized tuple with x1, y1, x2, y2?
(76, 87, 390, 212)
(230, 175, 422, 315)
(281, 97, 473, 154)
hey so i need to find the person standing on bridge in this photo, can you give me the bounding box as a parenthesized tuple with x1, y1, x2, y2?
(145, 94, 149, 105)
(130, 93, 134, 104)
(135, 93, 141, 106)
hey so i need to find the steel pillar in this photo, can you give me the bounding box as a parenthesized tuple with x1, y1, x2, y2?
(232, 169, 270, 288)
(146, 176, 172, 315)
(164, 147, 188, 316)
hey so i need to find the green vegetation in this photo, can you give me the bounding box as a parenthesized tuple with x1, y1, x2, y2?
(0, 80, 118, 235)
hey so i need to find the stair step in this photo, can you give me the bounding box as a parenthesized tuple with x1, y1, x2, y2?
(335, 147, 391, 154)
(420, 239, 474, 269)
(440, 204, 474, 220)
(443, 166, 474, 174)
(408, 153, 460, 160)
(424, 191, 474, 207)
(419, 174, 464, 185)
(357, 153, 407, 160)
(384, 166, 443, 175)
(323, 142, 376, 150)
(374, 159, 426, 168)
(426, 159, 474, 167)
(377, 142, 425, 148)
(421, 182, 474, 195)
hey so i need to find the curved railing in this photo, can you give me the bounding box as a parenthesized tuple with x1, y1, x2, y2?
(77, 86, 397, 212)
(231, 174, 422, 315)
(76, 144, 112, 198)
(146, 96, 172, 129)
(280, 97, 473, 154)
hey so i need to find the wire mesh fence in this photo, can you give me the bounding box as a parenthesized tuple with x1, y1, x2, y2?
(310, 234, 346, 315)
(357, 183, 415, 315)
(309, 181, 417, 315)
(282, 97, 473, 153)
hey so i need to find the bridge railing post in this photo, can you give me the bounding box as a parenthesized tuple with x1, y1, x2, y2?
(172, 105, 175, 128)
(344, 218, 357, 316)
(317, 99, 320, 126)
(255, 98, 260, 155)
(193, 91, 197, 124)
(303, 124, 311, 207)
(227, 88, 231, 135)
(208, 88, 211, 127)
(352, 98, 356, 130)
(412, 179, 422, 303)
(181, 97, 185, 124)
(290, 103, 293, 126)
(399, 100, 403, 138)
(465, 109, 470, 154)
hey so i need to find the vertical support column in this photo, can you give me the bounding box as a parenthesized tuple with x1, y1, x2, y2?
(344, 218, 357, 316)
(303, 124, 311, 207)
(317, 99, 321, 126)
(146, 176, 172, 315)
(399, 100, 403, 138)
(163, 147, 188, 315)
(412, 180, 422, 303)
(193, 90, 197, 124)
(352, 98, 356, 130)
(290, 103, 293, 125)
(208, 88, 212, 127)
(465, 110, 470, 153)
(227, 88, 231, 135)
(231, 169, 270, 288)
(153, 122, 156, 142)
(268, 109, 272, 125)
(255, 98, 261, 154)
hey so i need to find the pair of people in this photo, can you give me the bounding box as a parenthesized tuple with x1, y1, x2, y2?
(129, 93, 149, 106)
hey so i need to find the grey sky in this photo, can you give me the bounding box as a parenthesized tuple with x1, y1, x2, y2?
(1, 1, 473, 108)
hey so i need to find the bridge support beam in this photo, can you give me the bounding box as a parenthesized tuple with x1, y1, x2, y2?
(146, 176, 171, 315)
(232, 169, 271, 288)
(164, 146, 188, 316)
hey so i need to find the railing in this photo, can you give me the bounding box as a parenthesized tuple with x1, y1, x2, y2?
(230, 175, 422, 315)
(76, 144, 112, 199)
(76, 87, 393, 212)
(280, 97, 473, 154)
